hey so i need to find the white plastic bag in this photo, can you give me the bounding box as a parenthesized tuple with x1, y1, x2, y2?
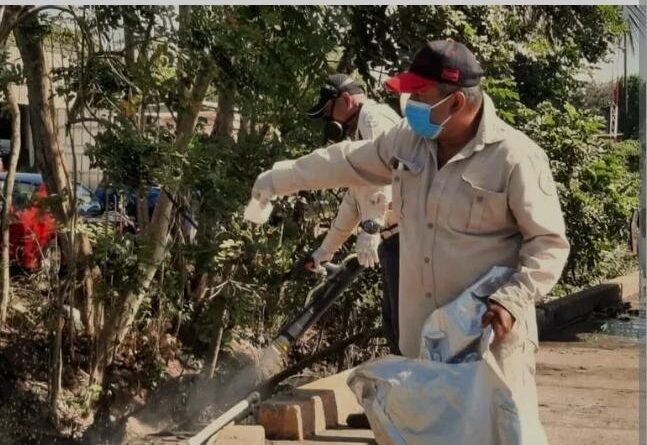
(349, 332, 521, 445)
(347, 266, 548, 445)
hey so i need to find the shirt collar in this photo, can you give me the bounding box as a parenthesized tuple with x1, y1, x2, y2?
(353, 99, 376, 140)
(447, 92, 506, 162)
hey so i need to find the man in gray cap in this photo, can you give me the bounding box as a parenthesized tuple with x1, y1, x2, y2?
(251, 40, 569, 437)
(301, 73, 402, 354)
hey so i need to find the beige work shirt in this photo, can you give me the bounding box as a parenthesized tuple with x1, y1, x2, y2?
(269, 94, 570, 357)
(319, 100, 401, 255)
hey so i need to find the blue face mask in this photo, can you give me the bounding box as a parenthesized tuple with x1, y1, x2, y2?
(404, 95, 454, 139)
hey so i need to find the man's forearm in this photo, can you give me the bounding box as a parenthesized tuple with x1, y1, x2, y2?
(270, 140, 391, 197)
(319, 191, 361, 254)
(488, 234, 570, 322)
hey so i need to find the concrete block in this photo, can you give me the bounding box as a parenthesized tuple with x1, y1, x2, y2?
(295, 388, 337, 428)
(208, 425, 265, 445)
(299, 369, 363, 426)
(295, 391, 327, 433)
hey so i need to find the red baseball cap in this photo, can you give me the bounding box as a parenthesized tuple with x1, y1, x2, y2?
(385, 39, 484, 93)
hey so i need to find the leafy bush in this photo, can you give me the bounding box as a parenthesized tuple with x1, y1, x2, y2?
(518, 104, 638, 288)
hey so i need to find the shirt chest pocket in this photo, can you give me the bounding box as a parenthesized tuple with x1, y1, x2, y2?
(448, 170, 509, 234)
(391, 156, 423, 221)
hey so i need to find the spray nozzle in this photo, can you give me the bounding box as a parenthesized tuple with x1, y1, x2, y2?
(271, 336, 291, 358)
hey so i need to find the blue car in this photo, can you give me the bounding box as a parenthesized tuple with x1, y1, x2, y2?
(89, 183, 161, 222)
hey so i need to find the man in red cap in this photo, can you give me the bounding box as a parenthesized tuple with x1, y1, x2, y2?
(251, 40, 569, 436)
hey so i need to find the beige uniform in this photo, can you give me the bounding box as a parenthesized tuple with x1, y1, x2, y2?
(319, 100, 401, 255)
(262, 94, 569, 422)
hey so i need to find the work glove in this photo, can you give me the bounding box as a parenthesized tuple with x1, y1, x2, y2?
(251, 170, 276, 205)
(296, 247, 332, 274)
(246, 171, 277, 224)
(356, 231, 381, 268)
(362, 191, 390, 224)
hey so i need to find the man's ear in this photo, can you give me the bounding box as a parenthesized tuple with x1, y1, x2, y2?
(341, 91, 353, 108)
(450, 91, 466, 114)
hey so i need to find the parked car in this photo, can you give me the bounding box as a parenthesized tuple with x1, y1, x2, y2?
(83, 180, 196, 238)
(0, 172, 93, 271)
(87, 181, 161, 222)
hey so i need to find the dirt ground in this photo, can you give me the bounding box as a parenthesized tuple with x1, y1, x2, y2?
(538, 272, 640, 445)
(538, 334, 639, 445)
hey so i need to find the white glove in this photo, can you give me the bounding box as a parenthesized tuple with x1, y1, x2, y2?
(362, 191, 389, 224)
(356, 231, 381, 268)
(307, 247, 333, 273)
(251, 170, 276, 204)
(246, 171, 277, 224)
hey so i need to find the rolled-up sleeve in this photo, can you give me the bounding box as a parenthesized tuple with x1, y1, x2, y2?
(488, 150, 570, 322)
(270, 126, 400, 197)
(319, 190, 361, 254)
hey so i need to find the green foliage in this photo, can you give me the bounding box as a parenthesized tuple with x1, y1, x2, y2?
(0, 49, 23, 95)
(325, 6, 624, 110)
(505, 6, 625, 106)
(86, 116, 180, 190)
(515, 103, 639, 287)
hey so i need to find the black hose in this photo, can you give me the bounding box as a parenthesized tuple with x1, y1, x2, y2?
(275, 256, 364, 343)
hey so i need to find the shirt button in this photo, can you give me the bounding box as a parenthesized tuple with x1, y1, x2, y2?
(424, 257, 430, 264)
(427, 222, 433, 229)
(476, 195, 484, 203)
(425, 292, 432, 299)
(394, 176, 401, 183)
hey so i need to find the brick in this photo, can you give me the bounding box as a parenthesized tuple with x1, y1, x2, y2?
(299, 369, 363, 426)
(207, 425, 265, 445)
(256, 389, 331, 440)
(256, 399, 306, 440)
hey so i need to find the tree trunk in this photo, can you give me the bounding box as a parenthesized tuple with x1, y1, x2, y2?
(49, 282, 65, 424)
(14, 20, 73, 244)
(136, 193, 150, 231)
(92, 53, 216, 385)
(0, 82, 20, 327)
(0, 6, 29, 45)
(207, 297, 227, 379)
(238, 116, 249, 141)
(211, 85, 235, 138)
(14, 16, 98, 337)
(336, 47, 354, 74)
